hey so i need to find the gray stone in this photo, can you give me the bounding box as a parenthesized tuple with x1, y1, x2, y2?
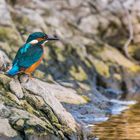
(0, 118, 18, 138)
(9, 79, 24, 99)
(0, 49, 10, 70)
(21, 78, 77, 132)
(0, 0, 12, 26)
(79, 15, 99, 34)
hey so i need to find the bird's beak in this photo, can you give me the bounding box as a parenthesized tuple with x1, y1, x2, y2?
(47, 34, 59, 41)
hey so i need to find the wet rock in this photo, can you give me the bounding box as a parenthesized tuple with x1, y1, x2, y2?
(104, 88, 122, 99)
(64, 88, 111, 125)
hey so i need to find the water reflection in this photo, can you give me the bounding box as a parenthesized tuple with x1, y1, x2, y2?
(93, 103, 140, 140)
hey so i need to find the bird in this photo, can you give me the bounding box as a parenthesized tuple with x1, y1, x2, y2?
(7, 32, 59, 77)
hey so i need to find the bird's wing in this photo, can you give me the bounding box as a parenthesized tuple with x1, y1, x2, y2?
(13, 44, 43, 68)
(13, 43, 31, 65)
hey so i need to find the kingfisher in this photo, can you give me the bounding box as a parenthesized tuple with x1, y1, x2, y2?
(7, 32, 59, 76)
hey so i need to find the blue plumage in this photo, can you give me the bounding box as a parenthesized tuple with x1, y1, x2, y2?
(20, 43, 31, 54)
(8, 43, 43, 76)
(7, 32, 59, 76)
(7, 63, 19, 76)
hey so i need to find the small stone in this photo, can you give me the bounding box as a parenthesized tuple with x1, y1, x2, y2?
(0, 102, 10, 117)
(0, 74, 11, 85)
(16, 119, 24, 130)
(0, 118, 18, 137)
(9, 79, 24, 99)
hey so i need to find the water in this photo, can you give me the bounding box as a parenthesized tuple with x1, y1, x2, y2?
(92, 102, 140, 140)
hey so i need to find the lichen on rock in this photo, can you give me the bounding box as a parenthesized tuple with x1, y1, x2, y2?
(0, 74, 82, 140)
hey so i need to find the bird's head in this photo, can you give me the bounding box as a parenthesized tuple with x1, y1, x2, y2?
(26, 32, 59, 45)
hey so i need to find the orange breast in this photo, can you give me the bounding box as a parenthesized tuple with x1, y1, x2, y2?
(25, 55, 43, 74)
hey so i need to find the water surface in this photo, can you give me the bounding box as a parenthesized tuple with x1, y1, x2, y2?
(92, 102, 140, 140)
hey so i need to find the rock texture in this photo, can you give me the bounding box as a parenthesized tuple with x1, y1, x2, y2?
(0, 0, 140, 139)
(0, 74, 82, 140)
(0, 0, 139, 95)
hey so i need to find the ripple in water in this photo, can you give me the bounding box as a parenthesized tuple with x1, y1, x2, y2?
(92, 101, 140, 140)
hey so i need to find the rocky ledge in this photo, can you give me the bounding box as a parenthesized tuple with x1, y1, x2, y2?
(0, 50, 131, 140)
(0, 50, 86, 140)
(0, 73, 84, 140)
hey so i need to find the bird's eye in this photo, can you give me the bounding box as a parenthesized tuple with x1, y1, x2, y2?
(43, 36, 47, 39)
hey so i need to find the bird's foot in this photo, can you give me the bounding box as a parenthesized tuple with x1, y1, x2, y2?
(28, 73, 32, 80)
(18, 73, 32, 83)
(25, 73, 33, 82)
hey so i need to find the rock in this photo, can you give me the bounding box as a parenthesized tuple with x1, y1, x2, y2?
(0, 49, 10, 70)
(64, 88, 111, 125)
(0, 27, 22, 53)
(1, 0, 140, 139)
(17, 7, 47, 30)
(21, 78, 77, 132)
(134, 34, 140, 43)
(0, 42, 12, 56)
(0, 102, 11, 117)
(9, 78, 24, 99)
(133, 24, 140, 34)
(133, 0, 140, 11)
(68, 0, 83, 7)
(35, 81, 87, 104)
(0, 74, 81, 139)
(70, 66, 88, 81)
(0, 0, 13, 26)
(96, 44, 139, 71)
(79, 15, 99, 34)
(0, 118, 22, 139)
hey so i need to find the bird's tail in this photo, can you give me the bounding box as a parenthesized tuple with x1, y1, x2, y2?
(7, 65, 19, 76)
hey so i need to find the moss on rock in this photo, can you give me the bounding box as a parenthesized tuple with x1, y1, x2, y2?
(0, 74, 78, 139)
